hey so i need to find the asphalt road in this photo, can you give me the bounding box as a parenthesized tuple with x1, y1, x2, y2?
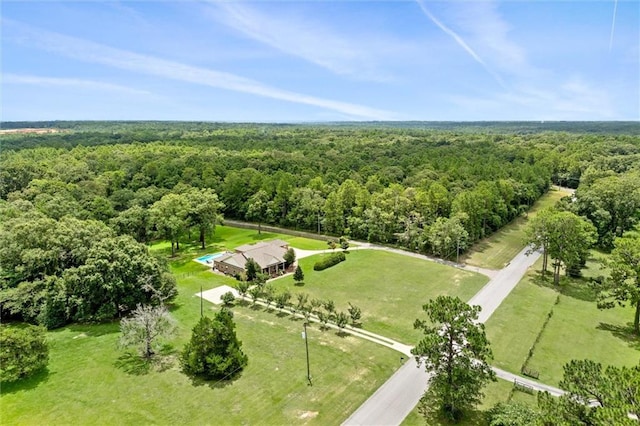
(342, 246, 541, 426)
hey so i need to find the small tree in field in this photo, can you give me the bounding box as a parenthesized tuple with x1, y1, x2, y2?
(221, 291, 235, 307)
(348, 302, 362, 327)
(339, 236, 350, 251)
(293, 265, 305, 285)
(275, 290, 291, 309)
(412, 296, 495, 422)
(248, 287, 262, 306)
(335, 311, 349, 334)
(0, 325, 49, 382)
(236, 280, 250, 299)
(119, 304, 176, 359)
(263, 284, 275, 309)
(181, 308, 248, 381)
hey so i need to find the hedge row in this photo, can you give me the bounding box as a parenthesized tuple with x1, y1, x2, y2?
(313, 252, 346, 271)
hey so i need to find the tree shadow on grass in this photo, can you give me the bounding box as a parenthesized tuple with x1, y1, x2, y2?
(187, 372, 243, 390)
(421, 406, 486, 426)
(530, 273, 597, 302)
(64, 322, 119, 337)
(294, 282, 305, 287)
(115, 346, 177, 376)
(276, 311, 289, 318)
(0, 367, 51, 395)
(597, 322, 640, 350)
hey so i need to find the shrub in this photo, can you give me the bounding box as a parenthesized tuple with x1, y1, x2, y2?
(0, 324, 49, 382)
(221, 291, 236, 306)
(313, 252, 346, 271)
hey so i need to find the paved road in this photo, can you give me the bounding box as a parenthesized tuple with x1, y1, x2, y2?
(343, 246, 540, 426)
(468, 245, 540, 323)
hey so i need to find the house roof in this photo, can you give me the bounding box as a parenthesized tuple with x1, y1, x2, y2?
(215, 240, 288, 270)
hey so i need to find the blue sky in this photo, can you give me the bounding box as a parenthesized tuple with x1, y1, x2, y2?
(2, 1, 639, 122)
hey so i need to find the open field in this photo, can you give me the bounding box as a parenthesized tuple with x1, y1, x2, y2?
(0, 250, 400, 425)
(485, 255, 639, 386)
(401, 378, 537, 425)
(274, 250, 488, 345)
(464, 187, 571, 269)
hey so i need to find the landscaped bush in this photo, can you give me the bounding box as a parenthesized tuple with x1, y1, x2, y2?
(313, 252, 346, 271)
(0, 324, 49, 382)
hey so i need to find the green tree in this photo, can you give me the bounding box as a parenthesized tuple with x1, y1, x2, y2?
(275, 290, 291, 309)
(236, 280, 250, 298)
(412, 296, 496, 422)
(110, 205, 150, 243)
(545, 211, 597, 284)
(248, 286, 262, 306)
(119, 304, 176, 359)
(426, 214, 469, 260)
(245, 258, 260, 282)
(339, 236, 350, 251)
(284, 247, 296, 268)
(185, 187, 224, 249)
(335, 311, 349, 333)
(221, 291, 235, 307)
(525, 207, 555, 276)
(0, 324, 49, 382)
(293, 265, 304, 285)
(597, 233, 640, 334)
(180, 308, 248, 381)
(348, 302, 362, 326)
(149, 193, 189, 256)
(538, 359, 639, 425)
(245, 189, 270, 234)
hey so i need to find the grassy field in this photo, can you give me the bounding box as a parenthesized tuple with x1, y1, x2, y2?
(274, 250, 488, 345)
(149, 225, 328, 258)
(401, 378, 537, 426)
(485, 254, 639, 386)
(464, 187, 571, 270)
(1, 238, 399, 425)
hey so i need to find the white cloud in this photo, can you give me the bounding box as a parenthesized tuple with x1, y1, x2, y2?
(3, 73, 153, 95)
(206, 2, 394, 82)
(3, 19, 395, 120)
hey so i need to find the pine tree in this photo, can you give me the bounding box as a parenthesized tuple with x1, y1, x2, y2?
(293, 265, 304, 285)
(181, 308, 248, 381)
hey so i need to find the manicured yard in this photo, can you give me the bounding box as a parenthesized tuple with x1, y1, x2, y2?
(484, 255, 639, 386)
(274, 250, 488, 345)
(464, 187, 571, 269)
(1, 247, 399, 425)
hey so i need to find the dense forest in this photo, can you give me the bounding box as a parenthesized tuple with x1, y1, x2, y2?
(1, 122, 639, 327)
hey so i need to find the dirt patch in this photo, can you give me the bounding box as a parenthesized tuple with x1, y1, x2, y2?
(298, 411, 319, 420)
(0, 128, 67, 134)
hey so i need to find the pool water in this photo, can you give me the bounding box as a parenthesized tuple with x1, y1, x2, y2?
(196, 252, 224, 263)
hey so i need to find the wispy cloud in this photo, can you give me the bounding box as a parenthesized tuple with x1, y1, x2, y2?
(3, 19, 394, 120)
(3, 73, 153, 95)
(206, 2, 393, 82)
(449, 77, 615, 120)
(609, 0, 618, 52)
(415, 0, 507, 89)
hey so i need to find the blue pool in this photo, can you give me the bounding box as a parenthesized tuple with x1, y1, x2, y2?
(196, 252, 225, 263)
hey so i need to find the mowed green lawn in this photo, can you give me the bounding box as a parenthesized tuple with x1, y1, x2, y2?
(485, 256, 639, 386)
(464, 187, 571, 270)
(149, 225, 328, 258)
(274, 250, 488, 345)
(1, 241, 398, 425)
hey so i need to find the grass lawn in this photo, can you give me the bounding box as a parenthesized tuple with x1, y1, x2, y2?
(401, 378, 537, 426)
(484, 254, 640, 386)
(273, 250, 488, 345)
(464, 187, 571, 270)
(1, 247, 399, 425)
(149, 225, 328, 259)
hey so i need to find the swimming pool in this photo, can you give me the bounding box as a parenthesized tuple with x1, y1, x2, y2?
(195, 252, 225, 263)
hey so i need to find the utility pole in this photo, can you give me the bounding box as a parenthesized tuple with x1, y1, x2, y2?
(456, 236, 460, 264)
(200, 284, 203, 318)
(303, 322, 312, 385)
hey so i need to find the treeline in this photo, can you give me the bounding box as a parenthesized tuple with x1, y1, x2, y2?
(1, 124, 639, 328)
(1, 125, 638, 252)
